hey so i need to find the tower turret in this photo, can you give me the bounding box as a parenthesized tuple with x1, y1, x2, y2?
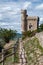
(21, 9, 27, 33)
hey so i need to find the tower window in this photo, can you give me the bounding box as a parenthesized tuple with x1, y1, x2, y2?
(29, 23, 32, 29)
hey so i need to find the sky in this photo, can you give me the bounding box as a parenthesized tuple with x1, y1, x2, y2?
(0, 0, 43, 33)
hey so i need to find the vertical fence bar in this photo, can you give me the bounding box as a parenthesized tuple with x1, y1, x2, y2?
(2, 49, 4, 65)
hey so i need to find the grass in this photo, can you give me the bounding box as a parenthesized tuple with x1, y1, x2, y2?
(4, 56, 12, 65)
(14, 52, 19, 63)
(23, 37, 43, 65)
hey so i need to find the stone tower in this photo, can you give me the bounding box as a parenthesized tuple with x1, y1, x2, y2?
(21, 9, 27, 32)
(27, 16, 39, 31)
(21, 9, 39, 33)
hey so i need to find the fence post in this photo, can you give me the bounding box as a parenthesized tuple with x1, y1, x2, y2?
(2, 49, 4, 65)
(12, 47, 14, 63)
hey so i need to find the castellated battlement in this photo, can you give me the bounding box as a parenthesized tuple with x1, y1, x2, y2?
(21, 9, 39, 32)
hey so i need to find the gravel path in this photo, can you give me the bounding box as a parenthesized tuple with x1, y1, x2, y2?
(19, 39, 27, 65)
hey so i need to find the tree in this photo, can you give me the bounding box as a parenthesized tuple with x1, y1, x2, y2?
(40, 24, 43, 31)
(0, 39, 5, 52)
(37, 24, 43, 32)
(0, 28, 17, 43)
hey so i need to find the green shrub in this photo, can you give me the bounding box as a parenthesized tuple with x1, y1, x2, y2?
(22, 30, 36, 38)
(23, 37, 43, 65)
(0, 28, 17, 43)
(0, 39, 5, 52)
(37, 24, 43, 32)
(22, 35, 26, 40)
(40, 24, 43, 30)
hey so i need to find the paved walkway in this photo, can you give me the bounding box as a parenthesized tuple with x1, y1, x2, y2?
(19, 39, 27, 65)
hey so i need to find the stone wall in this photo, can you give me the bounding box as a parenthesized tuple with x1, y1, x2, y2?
(27, 16, 39, 31)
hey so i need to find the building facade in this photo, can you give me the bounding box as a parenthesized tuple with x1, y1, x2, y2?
(21, 10, 39, 32)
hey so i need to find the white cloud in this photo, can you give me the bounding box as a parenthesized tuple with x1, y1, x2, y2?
(0, 22, 21, 26)
(2, 6, 11, 11)
(40, 17, 43, 21)
(0, 1, 32, 22)
(35, 3, 43, 10)
(23, 2, 31, 9)
(0, 14, 3, 19)
(0, 1, 31, 14)
(8, 8, 20, 15)
(0, 4, 20, 14)
(0, 22, 9, 25)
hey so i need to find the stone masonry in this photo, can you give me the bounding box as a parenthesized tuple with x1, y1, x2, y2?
(21, 9, 39, 32)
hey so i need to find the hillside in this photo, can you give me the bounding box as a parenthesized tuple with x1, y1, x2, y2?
(23, 37, 43, 65)
(35, 32, 43, 47)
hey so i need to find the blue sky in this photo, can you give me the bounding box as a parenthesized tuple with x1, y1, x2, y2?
(0, 0, 43, 33)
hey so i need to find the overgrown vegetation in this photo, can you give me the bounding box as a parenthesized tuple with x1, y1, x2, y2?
(22, 24, 43, 40)
(23, 37, 43, 65)
(13, 40, 19, 63)
(22, 30, 36, 40)
(0, 40, 19, 65)
(0, 39, 5, 52)
(37, 24, 43, 32)
(0, 28, 17, 52)
(0, 28, 17, 43)
(5, 42, 19, 64)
